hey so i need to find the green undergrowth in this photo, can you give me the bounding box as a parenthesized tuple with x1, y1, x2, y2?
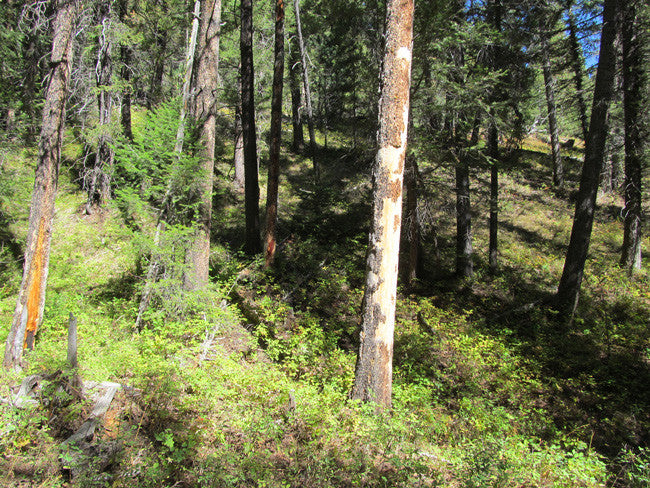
(1, 125, 648, 487)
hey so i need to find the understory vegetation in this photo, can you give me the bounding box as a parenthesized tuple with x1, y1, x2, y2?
(1, 112, 648, 487)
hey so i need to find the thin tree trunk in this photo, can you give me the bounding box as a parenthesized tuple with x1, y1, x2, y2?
(118, 0, 133, 141)
(4, 0, 78, 370)
(289, 41, 304, 152)
(87, 2, 114, 211)
(149, 28, 167, 107)
(541, 36, 563, 188)
(455, 157, 473, 278)
(22, 31, 39, 145)
(620, 0, 644, 272)
(241, 0, 261, 254)
(405, 154, 421, 287)
(183, 0, 222, 291)
(351, 0, 414, 409)
(233, 93, 245, 190)
(555, 0, 618, 319)
(264, 0, 285, 267)
(565, 2, 590, 143)
(293, 0, 318, 179)
(488, 120, 499, 271)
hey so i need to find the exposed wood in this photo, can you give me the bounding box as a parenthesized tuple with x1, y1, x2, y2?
(264, 0, 285, 267)
(351, 0, 414, 409)
(3, 0, 78, 370)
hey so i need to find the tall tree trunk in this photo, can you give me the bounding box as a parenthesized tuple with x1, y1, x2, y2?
(149, 29, 167, 107)
(455, 157, 473, 278)
(293, 0, 318, 179)
(488, 120, 499, 271)
(183, 0, 222, 291)
(351, 0, 414, 409)
(22, 31, 39, 145)
(565, 1, 590, 143)
(241, 0, 261, 254)
(264, 0, 285, 267)
(288, 41, 304, 152)
(4, 0, 78, 370)
(87, 2, 114, 212)
(555, 0, 618, 319)
(541, 36, 563, 188)
(118, 0, 133, 141)
(620, 0, 644, 272)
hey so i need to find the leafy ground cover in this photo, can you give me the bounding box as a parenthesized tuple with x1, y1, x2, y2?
(0, 123, 648, 487)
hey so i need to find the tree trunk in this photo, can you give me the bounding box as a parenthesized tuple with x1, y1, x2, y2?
(149, 29, 167, 107)
(555, 0, 618, 319)
(293, 0, 318, 179)
(541, 36, 563, 188)
(488, 120, 499, 271)
(241, 0, 261, 254)
(86, 1, 114, 211)
(405, 154, 421, 287)
(118, 0, 133, 141)
(620, 0, 644, 272)
(233, 91, 245, 191)
(264, 0, 285, 267)
(455, 157, 473, 278)
(565, 2, 590, 143)
(351, 0, 414, 409)
(4, 0, 78, 370)
(22, 31, 39, 145)
(289, 42, 304, 153)
(183, 0, 222, 291)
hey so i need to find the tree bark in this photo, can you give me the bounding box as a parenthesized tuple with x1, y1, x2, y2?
(405, 154, 421, 287)
(4, 0, 78, 370)
(86, 1, 114, 211)
(118, 0, 133, 141)
(183, 0, 222, 291)
(289, 39, 304, 153)
(620, 0, 644, 272)
(233, 90, 245, 191)
(351, 0, 414, 409)
(555, 0, 618, 318)
(241, 0, 261, 254)
(455, 156, 473, 278)
(541, 35, 563, 188)
(293, 0, 318, 179)
(565, 1, 590, 143)
(264, 0, 285, 267)
(488, 120, 499, 271)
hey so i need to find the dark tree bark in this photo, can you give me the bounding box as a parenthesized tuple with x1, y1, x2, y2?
(620, 0, 644, 272)
(541, 35, 563, 188)
(488, 120, 499, 271)
(288, 42, 304, 152)
(4, 0, 78, 370)
(86, 1, 114, 211)
(455, 157, 473, 278)
(351, 0, 414, 409)
(293, 0, 318, 179)
(22, 31, 39, 145)
(241, 0, 261, 254)
(183, 0, 222, 291)
(555, 0, 619, 318)
(264, 0, 285, 267)
(565, 1, 590, 143)
(233, 91, 245, 191)
(149, 29, 167, 107)
(118, 0, 133, 141)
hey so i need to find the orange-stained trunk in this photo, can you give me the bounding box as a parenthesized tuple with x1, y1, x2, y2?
(351, 0, 414, 409)
(4, 0, 78, 370)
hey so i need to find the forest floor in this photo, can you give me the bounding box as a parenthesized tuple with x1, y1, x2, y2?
(0, 122, 649, 487)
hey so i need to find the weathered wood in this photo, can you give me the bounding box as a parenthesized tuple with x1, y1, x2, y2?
(67, 312, 78, 369)
(351, 0, 414, 409)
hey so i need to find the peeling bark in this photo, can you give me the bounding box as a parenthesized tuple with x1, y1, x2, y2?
(4, 0, 78, 370)
(264, 0, 285, 267)
(351, 0, 414, 409)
